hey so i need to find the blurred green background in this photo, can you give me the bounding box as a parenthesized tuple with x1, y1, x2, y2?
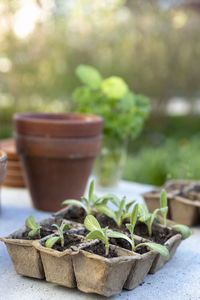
(1, 0, 200, 185)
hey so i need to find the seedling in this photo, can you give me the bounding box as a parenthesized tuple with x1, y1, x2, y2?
(62, 180, 103, 215)
(45, 221, 69, 248)
(95, 196, 135, 228)
(138, 204, 160, 236)
(84, 215, 132, 256)
(160, 189, 168, 226)
(172, 224, 191, 240)
(109, 204, 169, 259)
(25, 215, 40, 238)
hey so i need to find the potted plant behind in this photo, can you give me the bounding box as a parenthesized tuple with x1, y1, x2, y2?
(73, 65, 150, 187)
(14, 113, 103, 211)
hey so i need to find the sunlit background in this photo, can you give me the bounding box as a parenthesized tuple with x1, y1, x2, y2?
(1, 0, 200, 185)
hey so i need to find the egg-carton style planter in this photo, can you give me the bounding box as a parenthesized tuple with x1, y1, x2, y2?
(0, 217, 84, 278)
(143, 180, 200, 226)
(1, 210, 184, 297)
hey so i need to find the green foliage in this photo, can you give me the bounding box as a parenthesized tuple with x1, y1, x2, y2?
(84, 215, 131, 256)
(108, 211, 169, 259)
(123, 136, 200, 186)
(172, 224, 191, 240)
(45, 221, 69, 248)
(62, 180, 103, 215)
(25, 215, 40, 238)
(138, 204, 160, 236)
(76, 65, 102, 90)
(160, 189, 168, 226)
(73, 64, 150, 141)
(96, 196, 135, 228)
(135, 242, 169, 260)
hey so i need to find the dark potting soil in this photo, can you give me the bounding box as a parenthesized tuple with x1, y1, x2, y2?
(83, 241, 118, 258)
(134, 222, 177, 245)
(109, 237, 149, 254)
(42, 233, 82, 251)
(61, 206, 86, 224)
(12, 225, 55, 240)
(97, 214, 127, 231)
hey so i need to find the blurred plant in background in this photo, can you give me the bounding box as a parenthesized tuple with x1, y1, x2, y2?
(73, 64, 150, 186)
(1, 0, 200, 185)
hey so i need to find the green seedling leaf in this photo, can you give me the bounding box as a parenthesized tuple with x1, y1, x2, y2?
(88, 180, 94, 202)
(62, 199, 87, 212)
(138, 204, 150, 222)
(84, 215, 102, 232)
(28, 228, 39, 237)
(25, 215, 36, 230)
(76, 65, 102, 90)
(136, 242, 169, 260)
(86, 230, 107, 244)
(107, 231, 132, 246)
(60, 221, 69, 232)
(125, 200, 135, 213)
(119, 197, 126, 216)
(126, 223, 133, 233)
(130, 204, 138, 227)
(45, 236, 60, 248)
(172, 224, 191, 240)
(150, 208, 160, 225)
(100, 194, 121, 207)
(95, 205, 116, 221)
(160, 189, 167, 208)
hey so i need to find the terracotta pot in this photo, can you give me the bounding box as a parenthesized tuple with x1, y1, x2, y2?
(72, 241, 140, 297)
(33, 233, 87, 288)
(14, 113, 103, 212)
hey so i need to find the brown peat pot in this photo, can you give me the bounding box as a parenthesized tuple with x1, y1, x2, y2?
(14, 113, 103, 212)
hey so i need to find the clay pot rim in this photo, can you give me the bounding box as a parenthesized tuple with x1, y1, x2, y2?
(14, 112, 103, 138)
(14, 113, 103, 126)
(0, 150, 7, 163)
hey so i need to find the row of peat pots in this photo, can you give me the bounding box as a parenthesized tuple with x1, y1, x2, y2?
(0, 204, 187, 297)
(143, 180, 200, 226)
(13, 112, 103, 211)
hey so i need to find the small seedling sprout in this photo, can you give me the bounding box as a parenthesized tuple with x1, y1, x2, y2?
(45, 221, 69, 248)
(160, 189, 168, 226)
(25, 215, 40, 238)
(138, 204, 160, 237)
(108, 204, 169, 259)
(62, 180, 104, 215)
(84, 215, 134, 256)
(95, 196, 135, 228)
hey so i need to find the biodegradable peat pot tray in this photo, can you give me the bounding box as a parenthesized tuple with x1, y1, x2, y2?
(14, 113, 103, 212)
(72, 240, 140, 297)
(134, 222, 181, 274)
(33, 233, 87, 288)
(108, 235, 157, 290)
(142, 189, 176, 219)
(170, 194, 200, 226)
(0, 217, 80, 278)
(142, 180, 196, 220)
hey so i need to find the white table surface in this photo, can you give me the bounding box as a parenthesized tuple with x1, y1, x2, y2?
(0, 181, 200, 300)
